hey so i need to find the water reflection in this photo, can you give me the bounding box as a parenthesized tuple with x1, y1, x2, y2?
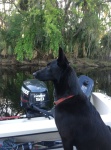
(0, 66, 111, 117)
(0, 67, 33, 117)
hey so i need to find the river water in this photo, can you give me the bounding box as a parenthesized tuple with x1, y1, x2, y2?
(0, 66, 111, 117)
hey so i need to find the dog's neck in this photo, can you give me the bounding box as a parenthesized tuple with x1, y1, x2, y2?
(53, 67, 82, 100)
(54, 95, 74, 105)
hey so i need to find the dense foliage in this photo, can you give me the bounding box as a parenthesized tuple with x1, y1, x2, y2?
(0, 0, 111, 60)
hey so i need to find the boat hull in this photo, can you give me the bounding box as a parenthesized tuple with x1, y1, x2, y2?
(91, 92, 111, 127)
(1, 92, 111, 150)
(8, 131, 60, 143)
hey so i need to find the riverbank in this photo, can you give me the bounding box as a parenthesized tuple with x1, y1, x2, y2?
(72, 58, 111, 68)
(0, 57, 111, 68)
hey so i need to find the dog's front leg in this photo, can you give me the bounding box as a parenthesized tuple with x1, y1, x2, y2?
(61, 137, 74, 150)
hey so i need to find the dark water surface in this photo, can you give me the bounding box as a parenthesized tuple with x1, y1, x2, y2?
(0, 66, 111, 117)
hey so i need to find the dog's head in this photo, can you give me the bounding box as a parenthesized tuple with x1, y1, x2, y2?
(33, 47, 69, 82)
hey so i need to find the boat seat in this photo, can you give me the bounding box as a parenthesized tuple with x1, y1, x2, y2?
(78, 75, 94, 99)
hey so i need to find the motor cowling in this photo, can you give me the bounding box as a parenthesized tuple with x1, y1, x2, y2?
(21, 79, 49, 109)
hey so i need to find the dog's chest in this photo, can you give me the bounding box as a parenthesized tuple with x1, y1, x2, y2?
(54, 104, 86, 129)
(54, 101, 96, 135)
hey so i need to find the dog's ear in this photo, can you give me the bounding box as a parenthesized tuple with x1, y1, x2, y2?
(57, 47, 69, 67)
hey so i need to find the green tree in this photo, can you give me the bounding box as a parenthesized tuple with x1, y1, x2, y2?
(0, 0, 111, 60)
(100, 32, 111, 60)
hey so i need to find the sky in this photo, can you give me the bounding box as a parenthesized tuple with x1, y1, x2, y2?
(0, 1, 10, 12)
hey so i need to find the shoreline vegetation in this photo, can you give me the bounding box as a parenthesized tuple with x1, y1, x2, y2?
(0, 0, 111, 70)
(1, 57, 111, 69)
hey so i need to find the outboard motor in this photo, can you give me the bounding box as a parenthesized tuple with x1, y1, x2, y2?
(21, 79, 50, 118)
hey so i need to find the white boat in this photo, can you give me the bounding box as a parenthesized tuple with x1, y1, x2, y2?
(0, 92, 111, 150)
(1, 75, 111, 149)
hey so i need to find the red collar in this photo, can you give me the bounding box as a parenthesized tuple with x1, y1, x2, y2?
(54, 95, 74, 106)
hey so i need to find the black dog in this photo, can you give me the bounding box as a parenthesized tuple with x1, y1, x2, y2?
(33, 48, 111, 150)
